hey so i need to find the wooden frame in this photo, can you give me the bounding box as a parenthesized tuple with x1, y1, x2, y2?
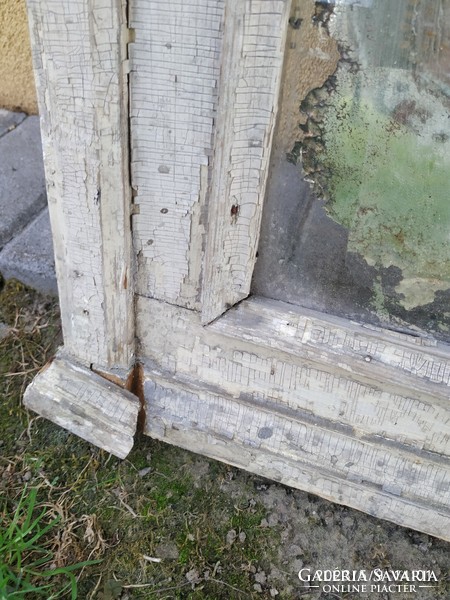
(24, 0, 139, 457)
(25, 0, 450, 539)
(25, 0, 134, 371)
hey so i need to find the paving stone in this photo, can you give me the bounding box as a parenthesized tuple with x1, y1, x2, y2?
(0, 116, 47, 249)
(0, 209, 57, 296)
(0, 109, 26, 138)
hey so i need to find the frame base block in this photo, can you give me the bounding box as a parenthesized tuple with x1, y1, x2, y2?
(24, 354, 140, 459)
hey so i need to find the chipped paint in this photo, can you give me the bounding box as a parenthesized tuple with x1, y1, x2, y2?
(275, 0, 339, 156)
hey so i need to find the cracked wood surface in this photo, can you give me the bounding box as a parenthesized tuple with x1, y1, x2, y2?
(26, 0, 450, 539)
(26, 0, 134, 369)
(129, 0, 290, 316)
(201, 0, 291, 323)
(212, 297, 450, 405)
(142, 373, 450, 541)
(137, 295, 450, 456)
(129, 0, 224, 308)
(24, 355, 140, 459)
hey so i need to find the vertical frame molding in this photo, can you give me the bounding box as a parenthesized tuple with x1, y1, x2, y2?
(201, 0, 291, 323)
(129, 0, 225, 309)
(26, 0, 134, 370)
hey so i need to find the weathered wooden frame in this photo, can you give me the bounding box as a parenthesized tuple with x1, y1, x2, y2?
(25, 0, 450, 539)
(24, 0, 140, 458)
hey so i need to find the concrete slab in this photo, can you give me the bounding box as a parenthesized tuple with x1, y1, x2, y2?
(0, 109, 26, 139)
(0, 116, 47, 249)
(0, 209, 57, 296)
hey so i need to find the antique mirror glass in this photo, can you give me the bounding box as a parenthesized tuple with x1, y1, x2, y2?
(253, 0, 450, 341)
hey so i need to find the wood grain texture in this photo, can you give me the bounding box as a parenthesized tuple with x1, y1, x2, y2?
(201, 0, 291, 323)
(24, 355, 140, 459)
(212, 297, 450, 401)
(26, 0, 134, 369)
(129, 0, 224, 308)
(137, 295, 450, 455)
(143, 373, 450, 541)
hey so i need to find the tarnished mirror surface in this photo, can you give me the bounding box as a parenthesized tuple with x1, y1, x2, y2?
(253, 0, 450, 340)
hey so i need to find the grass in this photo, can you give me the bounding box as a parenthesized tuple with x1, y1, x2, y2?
(0, 486, 98, 599)
(1, 278, 450, 599)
